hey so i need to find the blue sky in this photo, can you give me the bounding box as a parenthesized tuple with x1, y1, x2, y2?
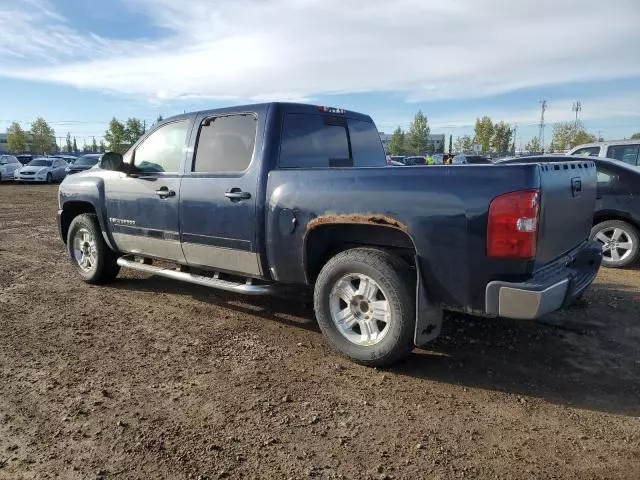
(1, 0, 639, 150)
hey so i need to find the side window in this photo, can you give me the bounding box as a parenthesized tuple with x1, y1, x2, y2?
(133, 120, 189, 173)
(193, 114, 257, 173)
(572, 147, 600, 157)
(606, 145, 639, 166)
(0, 157, 6, 165)
(279, 114, 350, 168)
(596, 168, 618, 188)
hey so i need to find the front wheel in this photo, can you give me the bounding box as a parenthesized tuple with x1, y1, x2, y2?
(67, 213, 120, 284)
(314, 248, 415, 367)
(590, 220, 639, 268)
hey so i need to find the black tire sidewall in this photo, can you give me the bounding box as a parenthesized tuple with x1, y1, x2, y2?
(67, 214, 117, 283)
(314, 249, 415, 366)
(46, 173, 52, 184)
(591, 220, 640, 268)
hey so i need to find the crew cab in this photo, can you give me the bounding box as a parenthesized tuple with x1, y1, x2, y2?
(57, 103, 602, 366)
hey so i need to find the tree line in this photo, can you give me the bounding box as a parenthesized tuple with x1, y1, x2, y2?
(4, 115, 160, 155)
(389, 113, 639, 157)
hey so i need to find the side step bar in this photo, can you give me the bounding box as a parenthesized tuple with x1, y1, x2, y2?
(116, 257, 277, 296)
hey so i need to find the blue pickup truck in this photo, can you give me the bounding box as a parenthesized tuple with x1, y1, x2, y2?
(58, 103, 602, 366)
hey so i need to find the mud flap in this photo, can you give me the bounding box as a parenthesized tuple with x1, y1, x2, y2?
(414, 258, 443, 346)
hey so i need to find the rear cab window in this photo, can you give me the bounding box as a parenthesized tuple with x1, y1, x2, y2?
(279, 113, 386, 168)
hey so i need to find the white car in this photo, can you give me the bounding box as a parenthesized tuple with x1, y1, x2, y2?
(568, 140, 640, 167)
(14, 157, 68, 183)
(0, 155, 22, 182)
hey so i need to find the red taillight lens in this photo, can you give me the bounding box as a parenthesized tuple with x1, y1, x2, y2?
(487, 190, 540, 259)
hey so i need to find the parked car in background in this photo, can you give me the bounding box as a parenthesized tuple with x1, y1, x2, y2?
(65, 153, 100, 174)
(16, 154, 33, 165)
(389, 155, 405, 163)
(402, 156, 427, 166)
(569, 140, 640, 167)
(452, 154, 493, 164)
(14, 157, 68, 183)
(497, 155, 640, 268)
(0, 155, 22, 182)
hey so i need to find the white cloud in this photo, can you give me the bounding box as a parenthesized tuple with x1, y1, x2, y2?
(0, 0, 639, 103)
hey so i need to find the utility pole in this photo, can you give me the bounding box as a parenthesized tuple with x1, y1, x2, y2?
(538, 100, 547, 153)
(572, 101, 582, 129)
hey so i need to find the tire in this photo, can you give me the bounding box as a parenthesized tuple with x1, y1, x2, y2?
(46, 173, 52, 184)
(67, 213, 120, 284)
(590, 220, 639, 268)
(314, 248, 415, 367)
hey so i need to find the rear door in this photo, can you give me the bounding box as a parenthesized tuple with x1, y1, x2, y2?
(105, 119, 191, 262)
(179, 112, 262, 276)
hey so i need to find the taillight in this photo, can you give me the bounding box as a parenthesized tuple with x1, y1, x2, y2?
(487, 190, 540, 259)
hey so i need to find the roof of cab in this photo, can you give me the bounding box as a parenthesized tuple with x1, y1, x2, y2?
(162, 102, 373, 124)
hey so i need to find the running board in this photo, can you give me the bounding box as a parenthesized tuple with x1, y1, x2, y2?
(116, 257, 276, 295)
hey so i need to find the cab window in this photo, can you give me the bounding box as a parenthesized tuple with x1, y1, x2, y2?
(572, 147, 600, 157)
(606, 144, 639, 166)
(133, 120, 190, 173)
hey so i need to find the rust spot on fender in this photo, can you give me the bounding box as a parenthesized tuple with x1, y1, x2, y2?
(307, 214, 407, 232)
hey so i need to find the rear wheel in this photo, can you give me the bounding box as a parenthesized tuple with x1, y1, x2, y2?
(67, 213, 120, 283)
(590, 220, 639, 268)
(314, 248, 415, 367)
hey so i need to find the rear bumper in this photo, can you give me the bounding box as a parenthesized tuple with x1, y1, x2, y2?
(485, 241, 602, 320)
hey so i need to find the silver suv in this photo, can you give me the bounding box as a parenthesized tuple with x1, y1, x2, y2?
(568, 139, 640, 167)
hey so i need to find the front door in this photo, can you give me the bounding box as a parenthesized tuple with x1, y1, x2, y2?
(105, 119, 191, 262)
(179, 113, 261, 276)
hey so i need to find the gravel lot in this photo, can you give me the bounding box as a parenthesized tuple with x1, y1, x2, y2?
(1, 184, 639, 479)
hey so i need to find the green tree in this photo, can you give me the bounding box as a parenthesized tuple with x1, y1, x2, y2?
(91, 137, 98, 153)
(525, 137, 542, 153)
(407, 111, 430, 155)
(453, 135, 473, 153)
(73, 137, 78, 153)
(104, 118, 126, 153)
(474, 116, 494, 153)
(124, 118, 145, 146)
(30, 117, 56, 154)
(99, 140, 106, 153)
(388, 127, 406, 155)
(6, 122, 27, 153)
(491, 121, 513, 153)
(65, 132, 72, 152)
(551, 121, 596, 151)
(630, 132, 640, 140)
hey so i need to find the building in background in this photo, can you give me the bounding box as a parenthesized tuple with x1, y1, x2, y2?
(378, 132, 445, 154)
(0, 132, 57, 154)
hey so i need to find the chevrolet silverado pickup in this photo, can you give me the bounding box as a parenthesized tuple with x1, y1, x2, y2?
(57, 103, 602, 366)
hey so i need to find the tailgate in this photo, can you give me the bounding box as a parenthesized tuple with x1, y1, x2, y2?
(535, 160, 597, 265)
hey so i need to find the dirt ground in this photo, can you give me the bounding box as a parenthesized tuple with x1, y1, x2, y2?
(0, 184, 639, 480)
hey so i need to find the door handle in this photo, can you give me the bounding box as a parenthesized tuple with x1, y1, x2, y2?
(225, 188, 251, 201)
(155, 186, 175, 198)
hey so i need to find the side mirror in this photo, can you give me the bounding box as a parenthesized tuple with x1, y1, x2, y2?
(99, 151, 124, 172)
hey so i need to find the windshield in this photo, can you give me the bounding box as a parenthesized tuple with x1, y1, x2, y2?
(27, 159, 52, 167)
(75, 155, 100, 166)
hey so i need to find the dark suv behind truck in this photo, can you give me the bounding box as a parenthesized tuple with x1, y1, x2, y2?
(57, 103, 602, 366)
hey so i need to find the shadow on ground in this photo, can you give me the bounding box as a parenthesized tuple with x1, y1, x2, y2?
(112, 275, 640, 417)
